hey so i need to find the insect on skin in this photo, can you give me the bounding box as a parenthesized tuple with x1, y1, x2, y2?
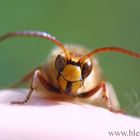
(0, 31, 140, 113)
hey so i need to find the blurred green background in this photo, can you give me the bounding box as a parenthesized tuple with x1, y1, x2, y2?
(0, 0, 140, 116)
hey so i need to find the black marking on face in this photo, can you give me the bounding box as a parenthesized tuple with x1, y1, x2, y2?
(67, 60, 80, 66)
(65, 81, 72, 93)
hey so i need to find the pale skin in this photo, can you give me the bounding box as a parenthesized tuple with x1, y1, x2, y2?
(0, 89, 140, 140)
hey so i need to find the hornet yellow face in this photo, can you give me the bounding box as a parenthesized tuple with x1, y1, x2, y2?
(55, 53, 93, 95)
